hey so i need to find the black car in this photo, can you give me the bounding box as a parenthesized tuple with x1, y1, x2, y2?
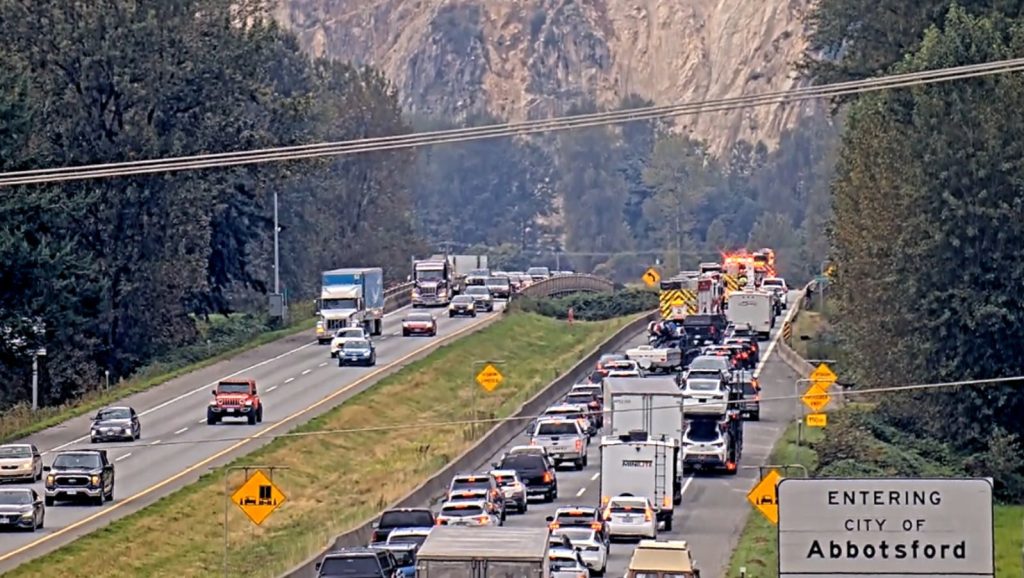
(316, 548, 399, 578)
(44, 450, 115, 506)
(494, 453, 558, 502)
(338, 339, 376, 367)
(370, 508, 436, 543)
(739, 377, 761, 421)
(725, 336, 760, 364)
(448, 295, 477, 318)
(682, 314, 729, 345)
(90, 406, 141, 442)
(0, 488, 44, 531)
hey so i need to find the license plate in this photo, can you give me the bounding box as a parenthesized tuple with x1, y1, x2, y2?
(66, 490, 78, 495)
(622, 516, 635, 522)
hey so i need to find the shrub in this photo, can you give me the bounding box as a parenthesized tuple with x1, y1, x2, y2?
(514, 289, 657, 321)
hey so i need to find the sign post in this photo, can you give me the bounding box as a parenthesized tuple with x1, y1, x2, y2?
(222, 466, 288, 578)
(777, 477, 994, 578)
(472, 360, 505, 437)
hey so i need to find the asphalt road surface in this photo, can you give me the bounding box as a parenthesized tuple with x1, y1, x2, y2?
(0, 303, 505, 573)
(443, 292, 802, 578)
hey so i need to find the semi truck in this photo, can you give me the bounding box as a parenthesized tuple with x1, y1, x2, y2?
(415, 526, 550, 577)
(600, 431, 681, 531)
(315, 267, 384, 343)
(411, 254, 488, 307)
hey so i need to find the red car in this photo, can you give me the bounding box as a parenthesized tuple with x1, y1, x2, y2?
(402, 312, 437, 337)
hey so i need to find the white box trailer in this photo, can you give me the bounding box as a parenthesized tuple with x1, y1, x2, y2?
(603, 377, 685, 442)
(725, 290, 774, 340)
(600, 433, 681, 531)
(415, 526, 550, 578)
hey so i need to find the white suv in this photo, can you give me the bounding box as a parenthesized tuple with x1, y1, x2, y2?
(330, 326, 368, 357)
(762, 277, 789, 307)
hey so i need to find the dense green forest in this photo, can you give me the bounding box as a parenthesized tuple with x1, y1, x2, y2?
(818, 1, 1024, 498)
(0, 0, 834, 411)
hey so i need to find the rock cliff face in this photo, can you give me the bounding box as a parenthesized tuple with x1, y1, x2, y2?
(275, 0, 813, 154)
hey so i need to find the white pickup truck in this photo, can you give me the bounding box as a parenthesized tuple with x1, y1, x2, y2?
(625, 345, 683, 373)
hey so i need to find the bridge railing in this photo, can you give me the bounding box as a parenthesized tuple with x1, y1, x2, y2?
(519, 273, 615, 298)
(383, 281, 414, 313)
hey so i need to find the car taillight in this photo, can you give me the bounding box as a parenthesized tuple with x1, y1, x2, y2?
(543, 471, 554, 483)
(663, 495, 672, 508)
(644, 509, 653, 522)
(549, 521, 560, 530)
(590, 521, 603, 531)
(476, 515, 491, 524)
(574, 439, 582, 451)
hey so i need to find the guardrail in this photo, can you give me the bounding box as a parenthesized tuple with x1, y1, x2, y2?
(519, 274, 615, 298)
(774, 282, 816, 377)
(282, 309, 658, 578)
(382, 281, 414, 313)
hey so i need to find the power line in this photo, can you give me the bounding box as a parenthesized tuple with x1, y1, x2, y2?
(3, 58, 1024, 187)
(52, 374, 1023, 453)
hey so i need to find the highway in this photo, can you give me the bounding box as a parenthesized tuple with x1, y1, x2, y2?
(417, 291, 802, 578)
(0, 303, 505, 573)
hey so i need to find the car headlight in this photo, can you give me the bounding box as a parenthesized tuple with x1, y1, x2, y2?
(46, 475, 54, 485)
(122, 427, 131, 433)
(90, 475, 101, 486)
(20, 512, 33, 519)
(244, 400, 253, 406)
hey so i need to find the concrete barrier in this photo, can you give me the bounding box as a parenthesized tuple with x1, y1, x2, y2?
(282, 310, 658, 578)
(383, 282, 414, 313)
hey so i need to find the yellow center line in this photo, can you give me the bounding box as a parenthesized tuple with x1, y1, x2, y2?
(0, 313, 497, 564)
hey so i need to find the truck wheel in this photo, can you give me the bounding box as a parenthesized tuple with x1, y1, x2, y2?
(574, 458, 585, 471)
(44, 496, 54, 507)
(412, 303, 420, 308)
(664, 515, 673, 532)
(403, 329, 409, 336)
(750, 412, 760, 422)
(256, 406, 263, 423)
(247, 411, 257, 425)
(206, 409, 218, 425)
(582, 454, 589, 468)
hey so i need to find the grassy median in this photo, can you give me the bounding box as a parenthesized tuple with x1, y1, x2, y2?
(9, 311, 638, 578)
(0, 302, 316, 444)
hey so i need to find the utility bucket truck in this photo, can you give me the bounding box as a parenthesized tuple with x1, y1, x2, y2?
(315, 268, 384, 343)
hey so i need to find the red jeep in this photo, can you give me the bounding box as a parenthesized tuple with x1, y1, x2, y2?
(207, 379, 263, 425)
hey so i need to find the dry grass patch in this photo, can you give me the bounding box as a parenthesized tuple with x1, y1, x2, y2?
(9, 312, 636, 578)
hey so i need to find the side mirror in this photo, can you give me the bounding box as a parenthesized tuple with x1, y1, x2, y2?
(211, 389, 217, 395)
(491, 462, 498, 468)
(314, 562, 321, 572)
(42, 466, 50, 472)
(545, 515, 554, 522)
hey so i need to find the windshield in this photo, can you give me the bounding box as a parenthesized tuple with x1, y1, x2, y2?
(565, 394, 594, 405)
(556, 511, 595, 523)
(217, 382, 250, 394)
(490, 473, 519, 487)
(687, 420, 722, 442)
(689, 358, 726, 371)
(466, 287, 488, 295)
(609, 501, 647, 513)
(536, 422, 579, 435)
(763, 279, 784, 287)
(321, 298, 357, 310)
(406, 314, 432, 322)
(451, 478, 491, 492)
(686, 379, 721, 392)
(52, 453, 101, 469)
(0, 446, 31, 459)
(499, 455, 545, 472)
(0, 490, 32, 505)
(441, 504, 483, 516)
(379, 510, 433, 529)
(553, 528, 594, 542)
(96, 408, 130, 420)
(485, 277, 509, 286)
(388, 534, 428, 548)
(469, 269, 488, 277)
(415, 268, 444, 281)
(527, 267, 549, 276)
(343, 340, 370, 350)
(549, 559, 581, 571)
(336, 328, 363, 338)
(318, 556, 380, 576)
(452, 295, 474, 304)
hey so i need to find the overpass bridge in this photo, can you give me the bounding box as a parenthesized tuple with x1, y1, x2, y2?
(518, 274, 615, 298)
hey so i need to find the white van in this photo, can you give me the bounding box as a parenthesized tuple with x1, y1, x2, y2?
(726, 290, 773, 340)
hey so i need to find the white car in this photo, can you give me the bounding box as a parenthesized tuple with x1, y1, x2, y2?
(551, 527, 608, 575)
(602, 359, 645, 378)
(489, 469, 528, 513)
(541, 403, 594, 436)
(604, 496, 657, 540)
(681, 375, 730, 415)
(329, 326, 368, 357)
(435, 499, 500, 527)
(548, 547, 591, 578)
(385, 527, 432, 550)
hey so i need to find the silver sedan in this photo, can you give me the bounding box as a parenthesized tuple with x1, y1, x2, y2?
(551, 527, 608, 576)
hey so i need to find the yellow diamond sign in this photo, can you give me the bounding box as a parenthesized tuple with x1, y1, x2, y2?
(747, 468, 782, 525)
(802, 383, 831, 412)
(232, 470, 286, 526)
(476, 363, 503, 392)
(809, 363, 837, 388)
(642, 267, 661, 288)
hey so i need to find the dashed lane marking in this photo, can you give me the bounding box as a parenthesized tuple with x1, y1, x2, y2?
(301, 369, 312, 376)
(267, 386, 278, 392)
(114, 453, 132, 462)
(173, 427, 188, 435)
(284, 377, 295, 384)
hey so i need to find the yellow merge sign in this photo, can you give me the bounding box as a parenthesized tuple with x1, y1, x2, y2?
(476, 363, 504, 393)
(802, 383, 831, 412)
(642, 267, 661, 288)
(747, 469, 782, 525)
(809, 362, 837, 388)
(232, 470, 286, 526)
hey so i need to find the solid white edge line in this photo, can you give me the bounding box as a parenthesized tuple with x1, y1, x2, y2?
(42, 305, 412, 455)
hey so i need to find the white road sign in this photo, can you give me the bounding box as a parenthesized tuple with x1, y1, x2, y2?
(777, 478, 994, 578)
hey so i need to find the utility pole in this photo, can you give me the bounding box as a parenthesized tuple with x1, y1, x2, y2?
(31, 321, 46, 411)
(273, 191, 280, 295)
